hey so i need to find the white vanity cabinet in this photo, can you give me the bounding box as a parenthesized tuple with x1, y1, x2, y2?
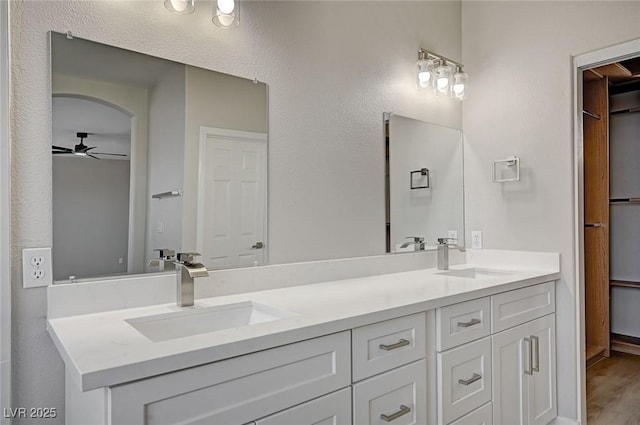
(492, 314, 556, 425)
(352, 313, 427, 425)
(433, 281, 556, 425)
(75, 332, 351, 425)
(252, 388, 352, 425)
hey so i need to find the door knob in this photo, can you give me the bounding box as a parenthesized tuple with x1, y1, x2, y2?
(252, 242, 264, 249)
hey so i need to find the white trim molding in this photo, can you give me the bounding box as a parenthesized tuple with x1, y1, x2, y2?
(0, 0, 12, 421)
(573, 37, 640, 425)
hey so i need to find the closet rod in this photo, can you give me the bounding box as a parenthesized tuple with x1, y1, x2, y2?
(610, 198, 640, 203)
(610, 107, 640, 116)
(583, 110, 601, 120)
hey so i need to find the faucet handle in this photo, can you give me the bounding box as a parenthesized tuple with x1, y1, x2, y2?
(437, 237, 457, 245)
(154, 248, 175, 259)
(406, 236, 425, 243)
(176, 252, 201, 263)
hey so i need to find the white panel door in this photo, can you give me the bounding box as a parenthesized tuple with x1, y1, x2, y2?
(527, 315, 556, 425)
(491, 322, 528, 425)
(198, 128, 267, 269)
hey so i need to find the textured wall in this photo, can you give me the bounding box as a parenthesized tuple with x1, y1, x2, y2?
(10, 0, 461, 420)
(462, 1, 640, 420)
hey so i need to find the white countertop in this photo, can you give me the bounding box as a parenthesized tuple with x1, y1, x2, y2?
(48, 263, 559, 392)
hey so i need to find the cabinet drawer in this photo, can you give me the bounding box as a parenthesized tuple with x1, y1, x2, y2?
(352, 312, 426, 381)
(108, 331, 351, 425)
(353, 360, 426, 425)
(448, 402, 492, 425)
(255, 387, 352, 425)
(491, 282, 555, 333)
(438, 337, 492, 424)
(437, 297, 491, 351)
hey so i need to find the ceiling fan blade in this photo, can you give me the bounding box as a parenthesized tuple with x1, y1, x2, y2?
(87, 154, 101, 160)
(52, 145, 73, 152)
(93, 152, 128, 157)
(52, 151, 74, 155)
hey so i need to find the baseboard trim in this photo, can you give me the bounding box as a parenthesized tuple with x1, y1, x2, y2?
(550, 416, 580, 425)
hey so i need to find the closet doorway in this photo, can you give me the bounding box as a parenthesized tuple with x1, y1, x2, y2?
(581, 51, 640, 424)
(583, 58, 640, 365)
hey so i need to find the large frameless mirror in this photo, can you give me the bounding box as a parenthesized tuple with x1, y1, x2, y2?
(385, 114, 464, 253)
(51, 32, 268, 282)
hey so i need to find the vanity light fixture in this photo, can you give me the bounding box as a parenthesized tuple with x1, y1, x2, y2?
(212, 0, 239, 28)
(163, 0, 239, 27)
(164, 0, 195, 15)
(417, 49, 468, 101)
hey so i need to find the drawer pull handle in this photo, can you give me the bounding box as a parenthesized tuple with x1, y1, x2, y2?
(457, 318, 481, 328)
(379, 339, 410, 351)
(458, 373, 482, 386)
(380, 405, 411, 422)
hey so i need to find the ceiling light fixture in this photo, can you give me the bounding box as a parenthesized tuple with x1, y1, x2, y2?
(212, 0, 239, 28)
(417, 49, 468, 101)
(164, 0, 195, 15)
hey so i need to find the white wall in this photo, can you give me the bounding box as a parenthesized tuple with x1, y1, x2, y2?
(461, 1, 640, 421)
(52, 73, 149, 274)
(9, 0, 461, 420)
(0, 0, 11, 420)
(146, 64, 186, 265)
(52, 157, 131, 280)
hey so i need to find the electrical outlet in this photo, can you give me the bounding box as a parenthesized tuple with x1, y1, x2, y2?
(471, 231, 483, 249)
(22, 247, 52, 288)
(447, 230, 458, 242)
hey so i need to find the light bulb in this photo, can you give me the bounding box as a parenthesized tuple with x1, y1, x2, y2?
(416, 58, 434, 89)
(213, 0, 239, 28)
(217, 0, 235, 14)
(171, 0, 187, 12)
(451, 70, 468, 101)
(418, 72, 430, 86)
(164, 0, 195, 14)
(434, 64, 453, 96)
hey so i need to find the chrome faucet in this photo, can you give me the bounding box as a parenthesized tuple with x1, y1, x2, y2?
(437, 238, 466, 270)
(174, 252, 209, 307)
(400, 236, 426, 251)
(148, 248, 176, 272)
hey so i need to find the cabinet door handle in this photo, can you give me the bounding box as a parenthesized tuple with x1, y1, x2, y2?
(380, 405, 411, 422)
(379, 338, 410, 351)
(457, 318, 481, 328)
(458, 373, 482, 386)
(531, 335, 540, 373)
(524, 337, 534, 375)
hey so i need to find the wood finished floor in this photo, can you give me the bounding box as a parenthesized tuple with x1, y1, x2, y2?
(587, 351, 640, 425)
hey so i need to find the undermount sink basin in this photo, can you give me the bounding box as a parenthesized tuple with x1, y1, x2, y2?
(126, 301, 297, 342)
(437, 267, 516, 279)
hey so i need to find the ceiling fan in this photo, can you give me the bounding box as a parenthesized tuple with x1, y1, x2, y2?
(52, 132, 128, 160)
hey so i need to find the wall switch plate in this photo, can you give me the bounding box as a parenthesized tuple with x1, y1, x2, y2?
(22, 247, 52, 288)
(447, 230, 458, 242)
(471, 231, 483, 249)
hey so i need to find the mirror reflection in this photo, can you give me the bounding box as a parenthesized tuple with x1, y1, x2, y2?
(385, 114, 464, 253)
(51, 32, 268, 282)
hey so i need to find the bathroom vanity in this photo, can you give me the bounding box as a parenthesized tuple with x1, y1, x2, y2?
(48, 250, 559, 425)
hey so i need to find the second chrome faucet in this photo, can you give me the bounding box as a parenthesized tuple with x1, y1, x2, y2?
(437, 238, 465, 270)
(175, 252, 209, 307)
